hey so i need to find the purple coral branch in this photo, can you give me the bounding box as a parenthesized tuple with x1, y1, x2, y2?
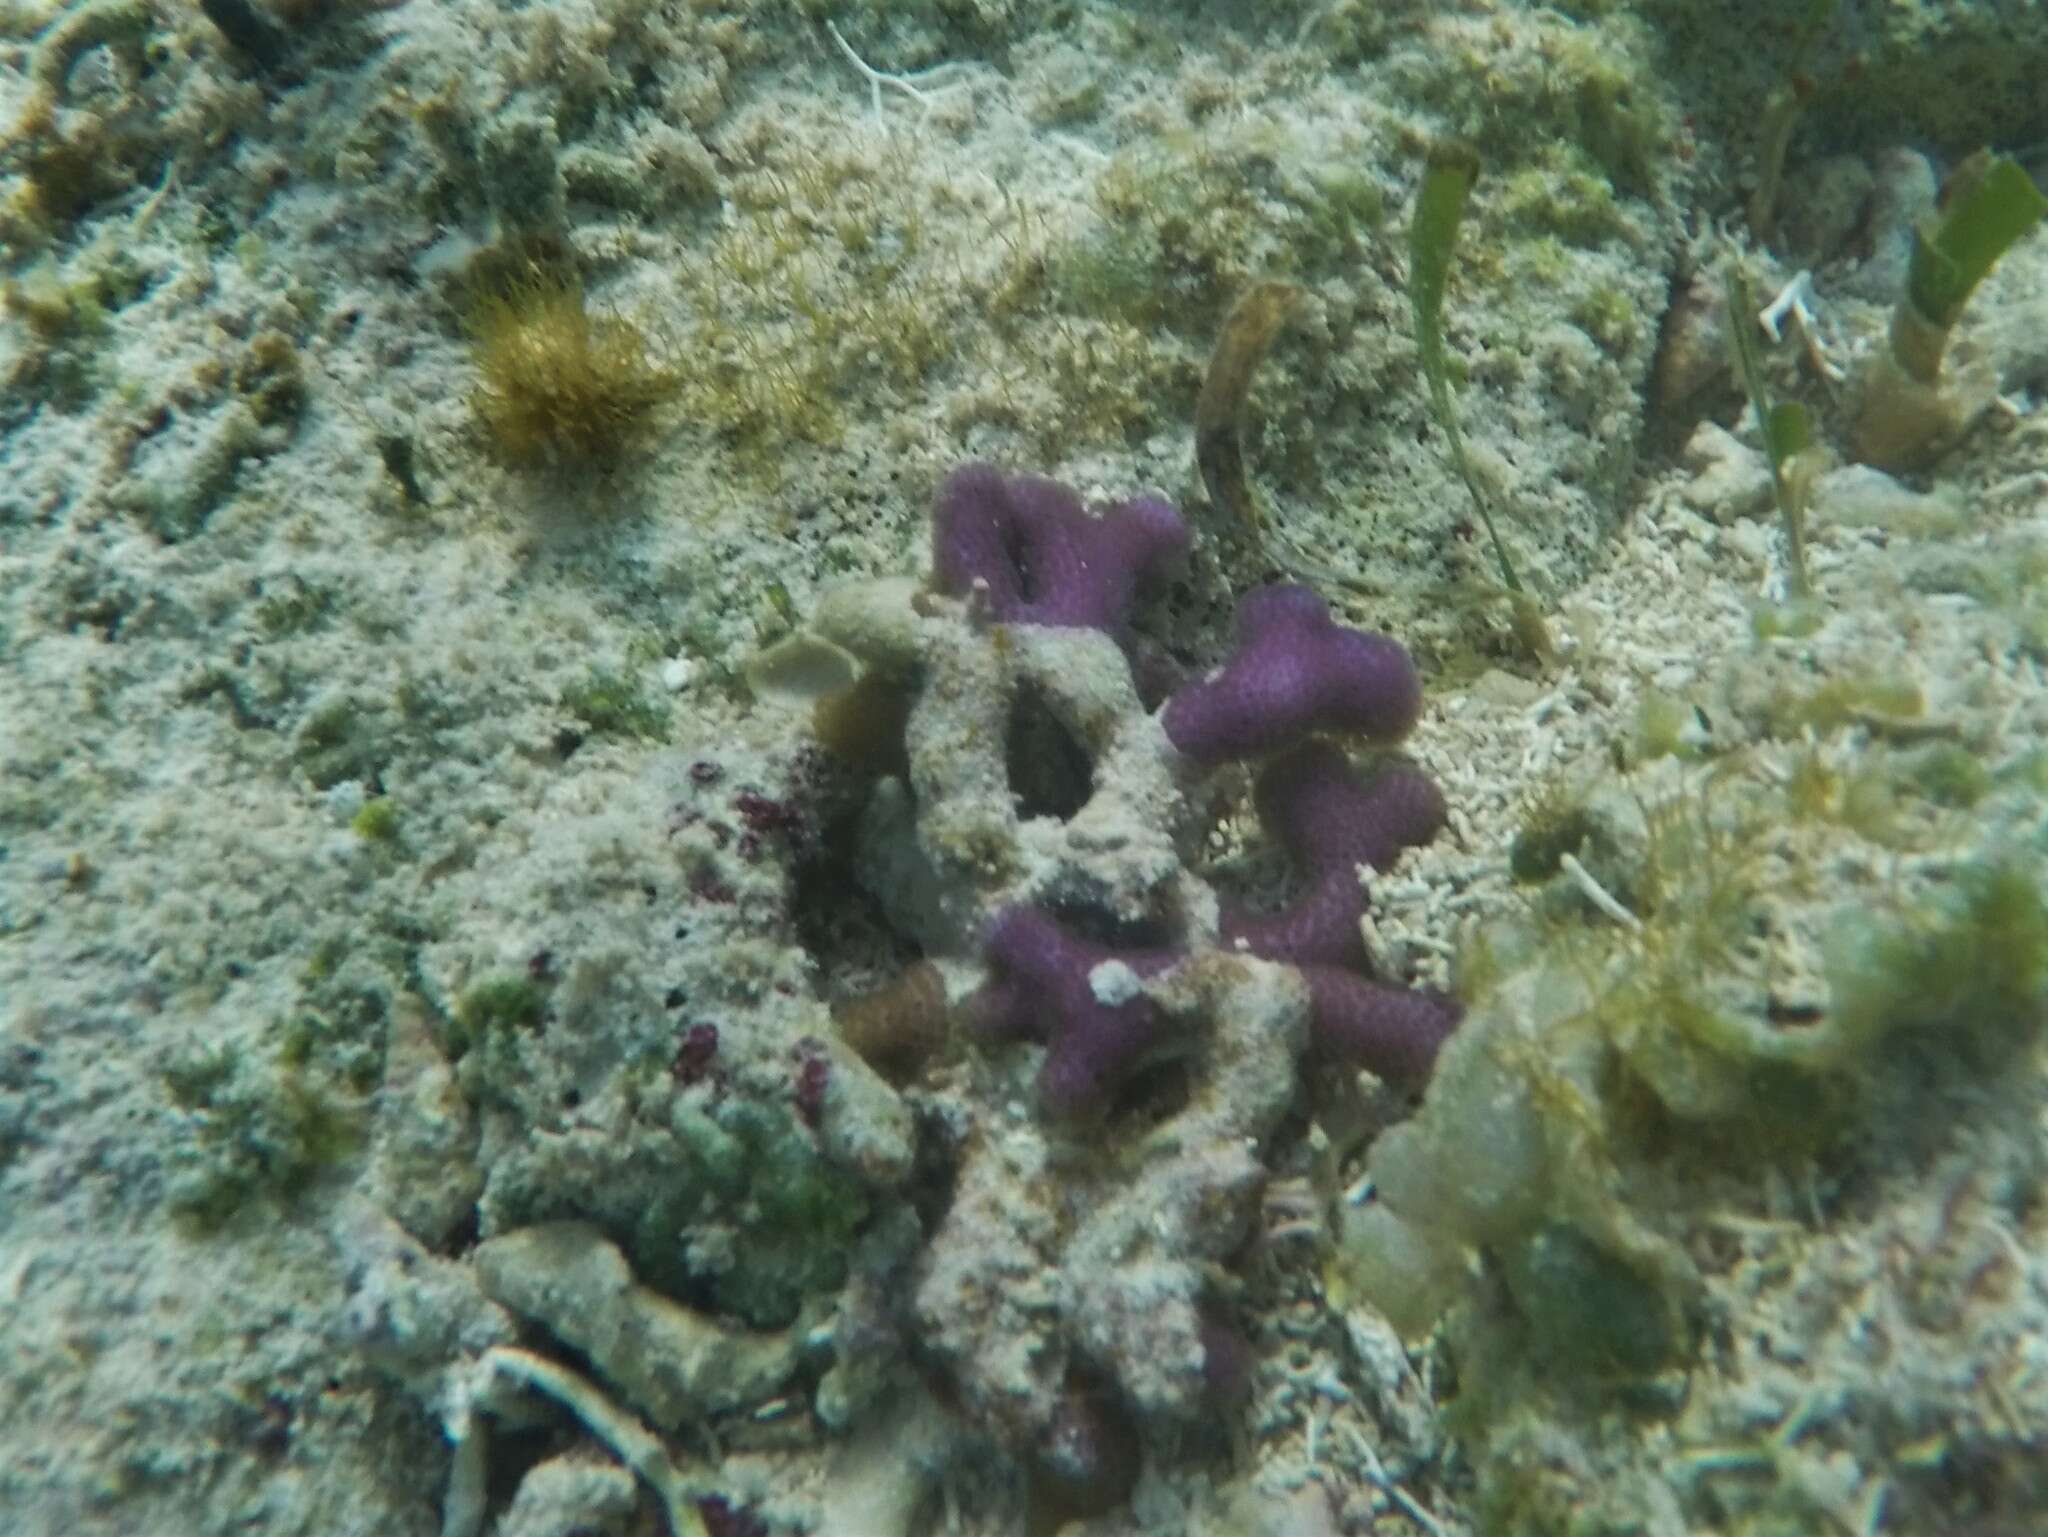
(1161, 585, 1421, 766)
(1224, 745, 1461, 1081)
(970, 907, 1179, 1119)
(1296, 965, 1459, 1087)
(1221, 744, 1446, 968)
(932, 462, 1190, 635)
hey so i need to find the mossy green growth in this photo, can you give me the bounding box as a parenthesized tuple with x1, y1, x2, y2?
(631, 1097, 868, 1330)
(3, 259, 115, 409)
(1509, 789, 1598, 883)
(1034, 126, 1383, 351)
(252, 575, 336, 638)
(2005, 747, 2048, 796)
(1362, 744, 2047, 1511)
(1500, 1223, 1679, 1378)
(3, 268, 111, 346)
(350, 796, 401, 843)
(468, 268, 680, 470)
(1569, 280, 1642, 356)
(1295, 166, 1387, 265)
(1497, 147, 1633, 247)
(1750, 597, 1827, 642)
(163, 1041, 362, 1232)
(1898, 741, 1992, 810)
(1399, 5, 1669, 198)
(1782, 749, 1904, 846)
(1074, 143, 1265, 333)
(448, 975, 547, 1058)
(280, 907, 433, 1096)
(233, 329, 308, 431)
(1470, 1452, 1598, 1537)
(279, 955, 398, 1096)
(1536, 26, 1668, 195)
(293, 694, 395, 790)
(672, 137, 952, 466)
(1828, 858, 2048, 1065)
(560, 668, 667, 741)
(1585, 788, 1824, 1123)
(1046, 222, 1165, 326)
(1630, 689, 1705, 762)
(1762, 673, 1924, 738)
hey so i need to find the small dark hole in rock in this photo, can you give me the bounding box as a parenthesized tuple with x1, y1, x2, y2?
(482, 1421, 558, 1520)
(1045, 900, 1175, 952)
(789, 809, 920, 990)
(1106, 1049, 1194, 1128)
(1006, 682, 1092, 822)
(906, 1101, 964, 1232)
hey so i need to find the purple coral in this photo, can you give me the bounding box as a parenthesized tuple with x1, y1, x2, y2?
(931, 471, 1460, 1113)
(932, 461, 1190, 634)
(1220, 743, 1446, 969)
(1161, 584, 1421, 766)
(970, 906, 1178, 1118)
(1294, 965, 1458, 1086)
(969, 751, 1457, 1109)
(972, 753, 1457, 1111)
(876, 466, 1468, 1503)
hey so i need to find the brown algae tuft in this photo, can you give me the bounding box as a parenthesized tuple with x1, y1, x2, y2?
(467, 270, 680, 470)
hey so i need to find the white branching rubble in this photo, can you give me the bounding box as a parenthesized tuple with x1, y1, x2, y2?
(440, 1346, 712, 1537)
(336, 1204, 750, 1537)
(472, 1222, 808, 1431)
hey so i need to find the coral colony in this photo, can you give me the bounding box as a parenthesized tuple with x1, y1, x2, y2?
(930, 464, 1459, 1118)
(785, 461, 1459, 1500)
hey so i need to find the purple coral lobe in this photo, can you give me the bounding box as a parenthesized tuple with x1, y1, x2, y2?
(1161, 584, 1422, 766)
(1253, 742, 1446, 875)
(932, 462, 1190, 634)
(1297, 964, 1460, 1086)
(970, 907, 1176, 1118)
(1223, 864, 1377, 969)
(1222, 745, 1447, 968)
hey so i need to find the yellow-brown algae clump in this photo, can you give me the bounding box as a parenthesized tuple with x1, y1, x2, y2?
(468, 272, 679, 470)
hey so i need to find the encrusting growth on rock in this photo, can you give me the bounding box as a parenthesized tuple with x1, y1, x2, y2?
(832, 961, 949, 1084)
